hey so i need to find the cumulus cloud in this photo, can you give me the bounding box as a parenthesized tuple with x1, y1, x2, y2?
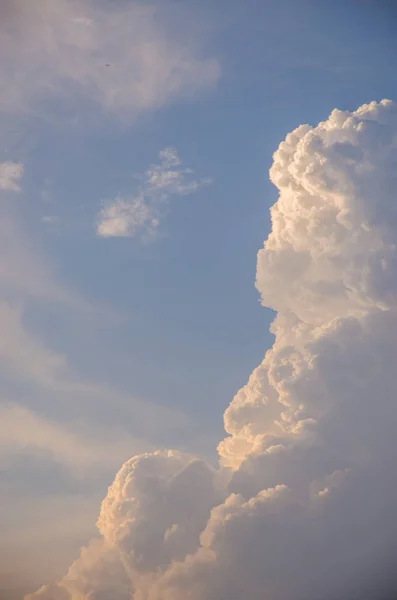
(97, 148, 211, 239)
(0, 0, 220, 120)
(256, 100, 397, 324)
(27, 100, 397, 600)
(0, 161, 23, 191)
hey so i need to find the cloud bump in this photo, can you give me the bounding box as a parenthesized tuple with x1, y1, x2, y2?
(27, 100, 397, 600)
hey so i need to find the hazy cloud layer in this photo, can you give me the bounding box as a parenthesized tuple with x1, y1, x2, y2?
(97, 148, 211, 239)
(0, 0, 220, 120)
(28, 100, 397, 599)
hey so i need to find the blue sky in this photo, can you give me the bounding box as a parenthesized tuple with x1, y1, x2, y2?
(1, 1, 397, 598)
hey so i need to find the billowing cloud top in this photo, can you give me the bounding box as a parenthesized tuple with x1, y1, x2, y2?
(27, 100, 397, 600)
(257, 100, 397, 324)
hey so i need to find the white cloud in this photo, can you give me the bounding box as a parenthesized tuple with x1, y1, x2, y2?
(27, 100, 397, 600)
(256, 99, 397, 324)
(0, 161, 23, 191)
(0, 0, 220, 120)
(97, 147, 211, 239)
(97, 194, 158, 239)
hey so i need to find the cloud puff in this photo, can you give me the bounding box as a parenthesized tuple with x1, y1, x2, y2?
(256, 99, 397, 324)
(0, 0, 220, 120)
(97, 148, 211, 239)
(0, 161, 23, 191)
(27, 100, 397, 600)
(26, 451, 219, 600)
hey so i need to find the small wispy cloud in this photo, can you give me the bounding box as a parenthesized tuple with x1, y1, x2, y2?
(97, 147, 211, 239)
(41, 215, 58, 225)
(0, 161, 23, 192)
(97, 193, 157, 239)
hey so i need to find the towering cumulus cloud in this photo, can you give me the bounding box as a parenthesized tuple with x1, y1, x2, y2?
(27, 100, 397, 599)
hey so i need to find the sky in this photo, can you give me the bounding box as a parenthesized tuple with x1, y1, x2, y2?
(1, 1, 397, 599)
